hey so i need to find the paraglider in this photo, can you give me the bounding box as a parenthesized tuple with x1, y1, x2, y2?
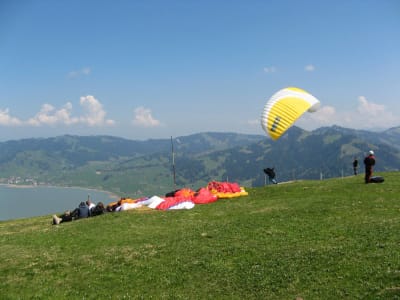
(261, 87, 320, 140)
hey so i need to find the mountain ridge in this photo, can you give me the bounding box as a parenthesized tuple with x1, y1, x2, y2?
(0, 125, 399, 196)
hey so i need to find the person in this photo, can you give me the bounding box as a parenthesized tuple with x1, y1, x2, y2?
(352, 157, 358, 175)
(52, 201, 91, 225)
(86, 198, 96, 210)
(72, 201, 91, 219)
(90, 202, 106, 216)
(52, 210, 73, 225)
(363, 150, 375, 184)
(263, 167, 278, 184)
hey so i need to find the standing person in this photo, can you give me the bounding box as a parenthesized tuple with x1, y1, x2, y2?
(352, 157, 358, 175)
(363, 150, 375, 184)
(263, 167, 278, 184)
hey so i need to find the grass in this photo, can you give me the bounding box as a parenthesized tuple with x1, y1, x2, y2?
(1, 172, 400, 299)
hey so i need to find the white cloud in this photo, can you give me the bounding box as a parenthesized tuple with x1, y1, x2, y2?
(351, 96, 399, 128)
(0, 108, 23, 126)
(297, 96, 400, 130)
(263, 65, 315, 73)
(308, 105, 336, 124)
(132, 106, 161, 127)
(67, 67, 91, 79)
(357, 96, 385, 116)
(263, 66, 277, 73)
(304, 64, 315, 72)
(79, 95, 115, 126)
(247, 119, 260, 126)
(27, 102, 79, 126)
(81, 67, 91, 75)
(0, 95, 115, 127)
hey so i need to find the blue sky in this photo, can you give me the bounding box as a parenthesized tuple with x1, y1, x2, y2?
(1, 0, 399, 141)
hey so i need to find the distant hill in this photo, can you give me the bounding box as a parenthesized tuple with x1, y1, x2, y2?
(214, 126, 400, 187)
(0, 126, 399, 196)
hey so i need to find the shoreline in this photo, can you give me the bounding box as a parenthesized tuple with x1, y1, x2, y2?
(0, 184, 121, 221)
(0, 183, 120, 200)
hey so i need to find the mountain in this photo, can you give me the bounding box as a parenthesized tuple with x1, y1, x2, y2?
(0, 132, 265, 194)
(211, 126, 400, 187)
(313, 125, 400, 150)
(0, 126, 399, 197)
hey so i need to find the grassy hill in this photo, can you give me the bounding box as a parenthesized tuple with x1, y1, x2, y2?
(1, 172, 399, 299)
(1, 127, 399, 198)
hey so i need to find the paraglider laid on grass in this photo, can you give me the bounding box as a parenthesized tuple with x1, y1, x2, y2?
(261, 87, 320, 140)
(104, 182, 247, 212)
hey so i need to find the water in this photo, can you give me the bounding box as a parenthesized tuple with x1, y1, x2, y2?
(0, 185, 117, 221)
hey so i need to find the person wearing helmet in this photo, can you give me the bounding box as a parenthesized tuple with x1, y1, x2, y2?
(363, 150, 376, 183)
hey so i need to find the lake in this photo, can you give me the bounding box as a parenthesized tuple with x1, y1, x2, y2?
(0, 185, 118, 221)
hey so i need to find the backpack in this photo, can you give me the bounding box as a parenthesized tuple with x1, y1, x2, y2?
(370, 176, 384, 183)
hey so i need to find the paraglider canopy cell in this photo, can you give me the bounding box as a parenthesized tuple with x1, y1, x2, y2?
(261, 87, 320, 140)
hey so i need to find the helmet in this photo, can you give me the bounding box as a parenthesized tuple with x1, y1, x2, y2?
(369, 150, 374, 155)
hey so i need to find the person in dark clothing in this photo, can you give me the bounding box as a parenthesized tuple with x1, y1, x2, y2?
(52, 210, 73, 225)
(90, 202, 106, 216)
(352, 158, 358, 175)
(363, 150, 376, 184)
(72, 201, 91, 219)
(263, 167, 278, 184)
(53, 201, 91, 225)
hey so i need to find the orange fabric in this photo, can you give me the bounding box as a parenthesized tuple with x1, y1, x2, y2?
(174, 188, 195, 199)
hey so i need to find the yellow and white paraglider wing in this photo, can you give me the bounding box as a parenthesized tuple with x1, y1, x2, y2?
(261, 87, 320, 140)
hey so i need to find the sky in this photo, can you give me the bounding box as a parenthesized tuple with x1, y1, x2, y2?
(1, 0, 399, 141)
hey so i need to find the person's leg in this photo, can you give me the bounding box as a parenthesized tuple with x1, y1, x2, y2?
(365, 169, 371, 183)
(52, 215, 62, 225)
(61, 214, 73, 222)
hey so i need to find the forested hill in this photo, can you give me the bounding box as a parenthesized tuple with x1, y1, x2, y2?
(0, 126, 399, 196)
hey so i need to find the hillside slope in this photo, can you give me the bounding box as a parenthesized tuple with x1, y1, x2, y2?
(0, 126, 399, 196)
(1, 172, 399, 299)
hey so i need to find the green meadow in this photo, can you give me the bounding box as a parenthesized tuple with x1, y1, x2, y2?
(1, 172, 399, 299)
